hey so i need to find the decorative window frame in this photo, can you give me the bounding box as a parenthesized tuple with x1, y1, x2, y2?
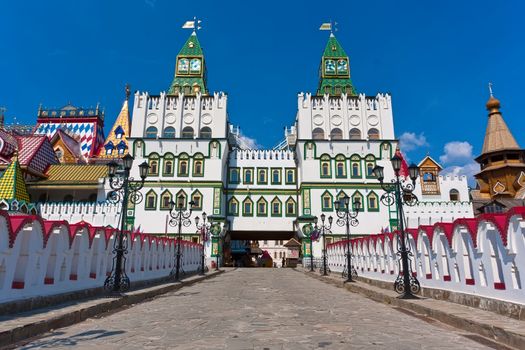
(271, 168, 282, 185)
(285, 168, 296, 184)
(364, 155, 377, 179)
(178, 153, 190, 177)
(271, 196, 282, 217)
(285, 197, 297, 217)
(175, 190, 188, 209)
(229, 167, 241, 184)
(243, 167, 254, 184)
(148, 153, 160, 176)
(320, 154, 332, 178)
(145, 189, 157, 211)
(335, 155, 347, 178)
(163, 153, 175, 177)
(257, 168, 268, 184)
(367, 191, 380, 212)
(228, 197, 239, 216)
(192, 153, 205, 177)
(352, 191, 365, 212)
(242, 197, 254, 217)
(350, 154, 361, 179)
(321, 190, 334, 212)
(257, 197, 268, 217)
(160, 190, 172, 211)
(191, 189, 203, 210)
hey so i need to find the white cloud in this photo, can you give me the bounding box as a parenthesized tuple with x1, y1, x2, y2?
(399, 132, 429, 152)
(144, 0, 156, 8)
(439, 141, 473, 165)
(439, 141, 479, 186)
(441, 162, 479, 187)
(237, 133, 259, 149)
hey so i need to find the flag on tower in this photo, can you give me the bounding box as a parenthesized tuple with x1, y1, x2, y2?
(319, 22, 332, 31)
(182, 20, 195, 29)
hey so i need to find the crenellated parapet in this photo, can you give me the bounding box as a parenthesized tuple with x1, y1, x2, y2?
(326, 207, 525, 305)
(229, 149, 295, 161)
(38, 201, 122, 228)
(0, 210, 202, 303)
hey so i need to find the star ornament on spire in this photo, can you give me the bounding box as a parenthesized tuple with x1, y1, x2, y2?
(182, 17, 202, 31)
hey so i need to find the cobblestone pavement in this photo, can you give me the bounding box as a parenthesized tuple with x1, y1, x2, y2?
(19, 269, 494, 350)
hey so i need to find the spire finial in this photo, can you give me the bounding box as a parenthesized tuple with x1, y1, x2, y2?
(125, 83, 131, 100)
(319, 20, 337, 34)
(488, 82, 494, 97)
(182, 17, 202, 32)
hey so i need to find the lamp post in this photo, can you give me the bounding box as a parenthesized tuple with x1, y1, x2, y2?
(314, 214, 333, 276)
(104, 154, 149, 293)
(309, 225, 315, 272)
(334, 195, 360, 283)
(169, 197, 195, 281)
(195, 212, 211, 276)
(372, 156, 421, 299)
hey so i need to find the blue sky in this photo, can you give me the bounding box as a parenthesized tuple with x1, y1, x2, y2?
(1, 1, 523, 183)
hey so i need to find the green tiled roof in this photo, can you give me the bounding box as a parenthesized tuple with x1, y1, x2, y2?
(323, 34, 348, 57)
(168, 32, 208, 95)
(316, 34, 356, 96)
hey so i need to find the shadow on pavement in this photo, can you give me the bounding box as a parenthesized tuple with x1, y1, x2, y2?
(18, 329, 125, 349)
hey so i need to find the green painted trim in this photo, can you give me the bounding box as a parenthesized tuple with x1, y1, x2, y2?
(228, 167, 240, 184)
(367, 190, 380, 212)
(175, 189, 188, 210)
(270, 196, 282, 217)
(243, 167, 254, 184)
(352, 190, 365, 212)
(242, 197, 254, 216)
(256, 197, 268, 217)
(350, 159, 362, 179)
(257, 167, 268, 184)
(208, 140, 222, 159)
(228, 196, 239, 216)
(270, 167, 282, 185)
(191, 189, 203, 210)
(144, 189, 157, 210)
(284, 167, 296, 184)
(159, 189, 172, 211)
(225, 189, 297, 195)
(320, 155, 332, 178)
(303, 141, 317, 160)
(177, 156, 190, 177)
(321, 190, 334, 212)
(192, 154, 205, 177)
(142, 181, 224, 188)
(285, 196, 297, 217)
(300, 183, 384, 190)
(302, 188, 311, 216)
(334, 160, 347, 178)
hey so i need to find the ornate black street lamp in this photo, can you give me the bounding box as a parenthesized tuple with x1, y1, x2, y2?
(334, 195, 360, 283)
(314, 214, 333, 276)
(372, 155, 421, 299)
(169, 197, 196, 281)
(104, 154, 149, 293)
(195, 212, 211, 276)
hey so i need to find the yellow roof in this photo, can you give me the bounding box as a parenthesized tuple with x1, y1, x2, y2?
(481, 95, 520, 154)
(0, 155, 31, 202)
(35, 164, 108, 185)
(98, 100, 130, 158)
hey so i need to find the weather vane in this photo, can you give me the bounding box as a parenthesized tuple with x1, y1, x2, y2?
(488, 82, 494, 97)
(319, 20, 338, 33)
(182, 17, 202, 31)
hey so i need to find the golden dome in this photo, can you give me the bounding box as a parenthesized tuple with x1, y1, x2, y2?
(486, 95, 501, 111)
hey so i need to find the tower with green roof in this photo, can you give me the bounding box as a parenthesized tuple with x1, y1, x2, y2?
(168, 31, 208, 95)
(0, 152, 31, 204)
(316, 33, 356, 96)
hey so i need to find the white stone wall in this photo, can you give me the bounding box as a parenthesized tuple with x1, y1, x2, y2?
(296, 93, 394, 141)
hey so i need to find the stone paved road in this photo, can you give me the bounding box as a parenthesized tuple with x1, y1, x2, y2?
(18, 269, 493, 349)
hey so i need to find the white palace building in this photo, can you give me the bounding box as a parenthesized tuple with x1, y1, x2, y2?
(35, 31, 472, 267)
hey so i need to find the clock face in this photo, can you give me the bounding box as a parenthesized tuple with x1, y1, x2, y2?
(190, 58, 201, 73)
(337, 59, 348, 74)
(178, 58, 189, 73)
(325, 59, 335, 74)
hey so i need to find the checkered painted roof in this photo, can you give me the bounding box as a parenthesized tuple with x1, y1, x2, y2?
(98, 100, 130, 158)
(0, 156, 31, 202)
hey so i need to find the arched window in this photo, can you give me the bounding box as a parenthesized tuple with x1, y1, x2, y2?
(181, 126, 194, 139)
(271, 169, 281, 184)
(352, 191, 364, 212)
(145, 126, 158, 138)
(163, 154, 174, 176)
(368, 128, 380, 140)
(176, 190, 187, 209)
(349, 128, 361, 140)
(365, 155, 376, 178)
(285, 197, 296, 216)
(350, 155, 361, 178)
(200, 127, 212, 139)
(145, 190, 157, 210)
(178, 154, 189, 176)
(163, 127, 175, 138)
(330, 128, 343, 140)
(160, 190, 172, 210)
(193, 154, 204, 176)
(228, 197, 239, 216)
(271, 197, 281, 216)
(148, 154, 159, 175)
(335, 155, 346, 178)
(257, 198, 267, 216)
(103, 143, 113, 156)
(244, 168, 254, 184)
(191, 190, 203, 210)
(449, 189, 460, 201)
(322, 191, 333, 211)
(367, 192, 379, 211)
(312, 128, 325, 140)
(320, 155, 331, 178)
(243, 198, 253, 216)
